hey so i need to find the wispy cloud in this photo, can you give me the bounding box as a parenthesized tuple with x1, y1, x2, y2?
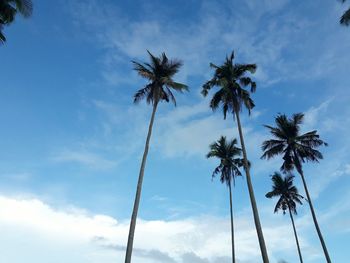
(68, 0, 350, 91)
(52, 150, 117, 169)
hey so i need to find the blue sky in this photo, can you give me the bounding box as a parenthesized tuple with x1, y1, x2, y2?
(1, 0, 350, 262)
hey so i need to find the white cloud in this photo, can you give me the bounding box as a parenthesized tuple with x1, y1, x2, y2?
(0, 194, 325, 263)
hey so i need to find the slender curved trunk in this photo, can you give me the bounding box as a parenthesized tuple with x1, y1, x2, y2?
(125, 102, 158, 263)
(298, 170, 331, 263)
(288, 207, 303, 263)
(234, 111, 269, 263)
(228, 180, 235, 263)
(292, 151, 331, 263)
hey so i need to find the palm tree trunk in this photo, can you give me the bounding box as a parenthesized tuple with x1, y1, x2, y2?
(288, 207, 303, 263)
(228, 180, 235, 263)
(234, 111, 269, 263)
(298, 169, 331, 263)
(125, 102, 158, 263)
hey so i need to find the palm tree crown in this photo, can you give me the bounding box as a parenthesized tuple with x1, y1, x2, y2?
(132, 51, 188, 105)
(0, 0, 33, 43)
(207, 136, 244, 185)
(266, 172, 303, 214)
(340, 0, 350, 26)
(201, 51, 257, 119)
(261, 113, 327, 174)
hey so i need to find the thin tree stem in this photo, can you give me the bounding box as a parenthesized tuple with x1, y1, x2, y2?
(234, 111, 269, 263)
(292, 151, 331, 263)
(125, 102, 158, 263)
(299, 169, 331, 263)
(288, 208, 303, 263)
(229, 180, 235, 263)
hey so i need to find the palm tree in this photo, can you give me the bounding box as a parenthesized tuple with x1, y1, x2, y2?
(202, 51, 269, 263)
(0, 0, 33, 43)
(261, 113, 331, 262)
(340, 0, 350, 26)
(266, 172, 304, 263)
(125, 51, 188, 263)
(207, 136, 244, 263)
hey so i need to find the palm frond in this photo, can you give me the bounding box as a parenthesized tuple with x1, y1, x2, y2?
(261, 143, 285, 159)
(133, 84, 152, 104)
(164, 87, 176, 106)
(132, 61, 154, 80)
(235, 63, 257, 77)
(147, 50, 160, 69)
(292, 113, 304, 126)
(341, 8, 350, 25)
(210, 88, 226, 111)
(164, 80, 188, 92)
(0, 28, 5, 43)
(13, 0, 33, 17)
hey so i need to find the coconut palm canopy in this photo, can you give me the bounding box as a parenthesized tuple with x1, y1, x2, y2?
(261, 113, 327, 173)
(202, 51, 257, 118)
(0, 0, 33, 42)
(132, 51, 188, 105)
(266, 172, 303, 214)
(206, 136, 244, 185)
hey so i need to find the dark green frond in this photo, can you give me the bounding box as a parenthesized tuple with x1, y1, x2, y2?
(147, 50, 160, 69)
(235, 63, 257, 77)
(340, 8, 350, 26)
(292, 113, 304, 126)
(0, 28, 5, 43)
(210, 88, 226, 111)
(0, 0, 33, 43)
(164, 87, 176, 106)
(261, 142, 285, 159)
(133, 84, 152, 104)
(164, 80, 189, 92)
(132, 61, 154, 80)
(13, 0, 33, 17)
(202, 78, 220, 97)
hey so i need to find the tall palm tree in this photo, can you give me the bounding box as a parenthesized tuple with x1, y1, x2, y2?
(125, 51, 188, 263)
(202, 51, 269, 263)
(340, 0, 350, 26)
(261, 113, 331, 263)
(266, 172, 304, 263)
(207, 136, 244, 263)
(0, 0, 33, 43)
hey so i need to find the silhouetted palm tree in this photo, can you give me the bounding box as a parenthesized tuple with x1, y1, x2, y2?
(340, 0, 350, 26)
(202, 51, 269, 263)
(207, 136, 244, 263)
(261, 113, 331, 263)
(125, 51, 188, 263)
(0, 0, 33, 43)
(266, 172, 304, 263)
